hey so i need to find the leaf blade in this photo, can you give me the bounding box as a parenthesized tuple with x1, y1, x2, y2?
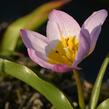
(0, 58, 73, 109)
(89, 55, 109, 109)
(97, 99, 109, 109)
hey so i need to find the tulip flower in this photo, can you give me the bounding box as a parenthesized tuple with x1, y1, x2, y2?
(20, 9, 108, 73)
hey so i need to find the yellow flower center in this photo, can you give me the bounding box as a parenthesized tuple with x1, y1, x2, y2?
(47, 36, 79, 66)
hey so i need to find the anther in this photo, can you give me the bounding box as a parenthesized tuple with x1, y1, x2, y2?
(55, 50, 59, 53)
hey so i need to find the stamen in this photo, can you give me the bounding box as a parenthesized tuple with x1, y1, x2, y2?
(47, 36, 79, 66)
(55, 50, 59, 53)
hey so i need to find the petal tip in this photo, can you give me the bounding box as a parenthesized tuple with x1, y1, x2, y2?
(95, 9, 108, 20)
(98, 9, 108, 18)
(20, 29, 28, 34)
(20, 29, 31, 39)
(100, 9, 108, 14)
(20, 29, 27, 37)
(83, 9, 108, 33)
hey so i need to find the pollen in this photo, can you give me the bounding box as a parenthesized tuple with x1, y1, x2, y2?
(47, 36, 79, 66)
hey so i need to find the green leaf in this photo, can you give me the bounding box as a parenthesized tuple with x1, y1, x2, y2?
(0, 58, 73, 109)
(0, 0, 70, 55)
(97, 99, 109, 109)
(89, 55, 109, 109)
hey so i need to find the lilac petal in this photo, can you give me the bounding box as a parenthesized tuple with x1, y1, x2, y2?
(20, 29, 50, 67)
(73, 29, 91, 67)
(89, 25, 101, 54)
(20, 29, 48, 54)
(28, 48, 71, 73)
(82, 9, 108, 33)
(47, 20, 61, 41)
(20, 29, 71, 73)
(53, 64, 71, 73)
(20, 29, 56, 70)
(28, 48, 54, 69)
(47, 9, 80, 41)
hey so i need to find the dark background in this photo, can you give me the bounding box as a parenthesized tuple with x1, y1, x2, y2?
(0, 0, 109, 83)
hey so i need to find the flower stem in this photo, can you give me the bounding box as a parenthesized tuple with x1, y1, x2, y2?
(73, 70, 85, 109)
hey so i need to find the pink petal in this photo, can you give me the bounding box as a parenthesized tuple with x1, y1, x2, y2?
(20, 29, 48, 55)
(20, 29, 71, 73)
(73, 29, 91, 67)
(28, 48, 54, 69)
(83, 9, 108, 33)
(89, 25, 101, 54)
(47, 9, 80, 41)
(53, 64, 72, 73)
(47, 20, 61, 41)
(28, 48, 71, 73)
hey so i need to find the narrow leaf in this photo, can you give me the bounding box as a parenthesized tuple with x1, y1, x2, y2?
(0, 58, 73, 109)
(89, 55, 109, 109)
(97, 99, 109, 109)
